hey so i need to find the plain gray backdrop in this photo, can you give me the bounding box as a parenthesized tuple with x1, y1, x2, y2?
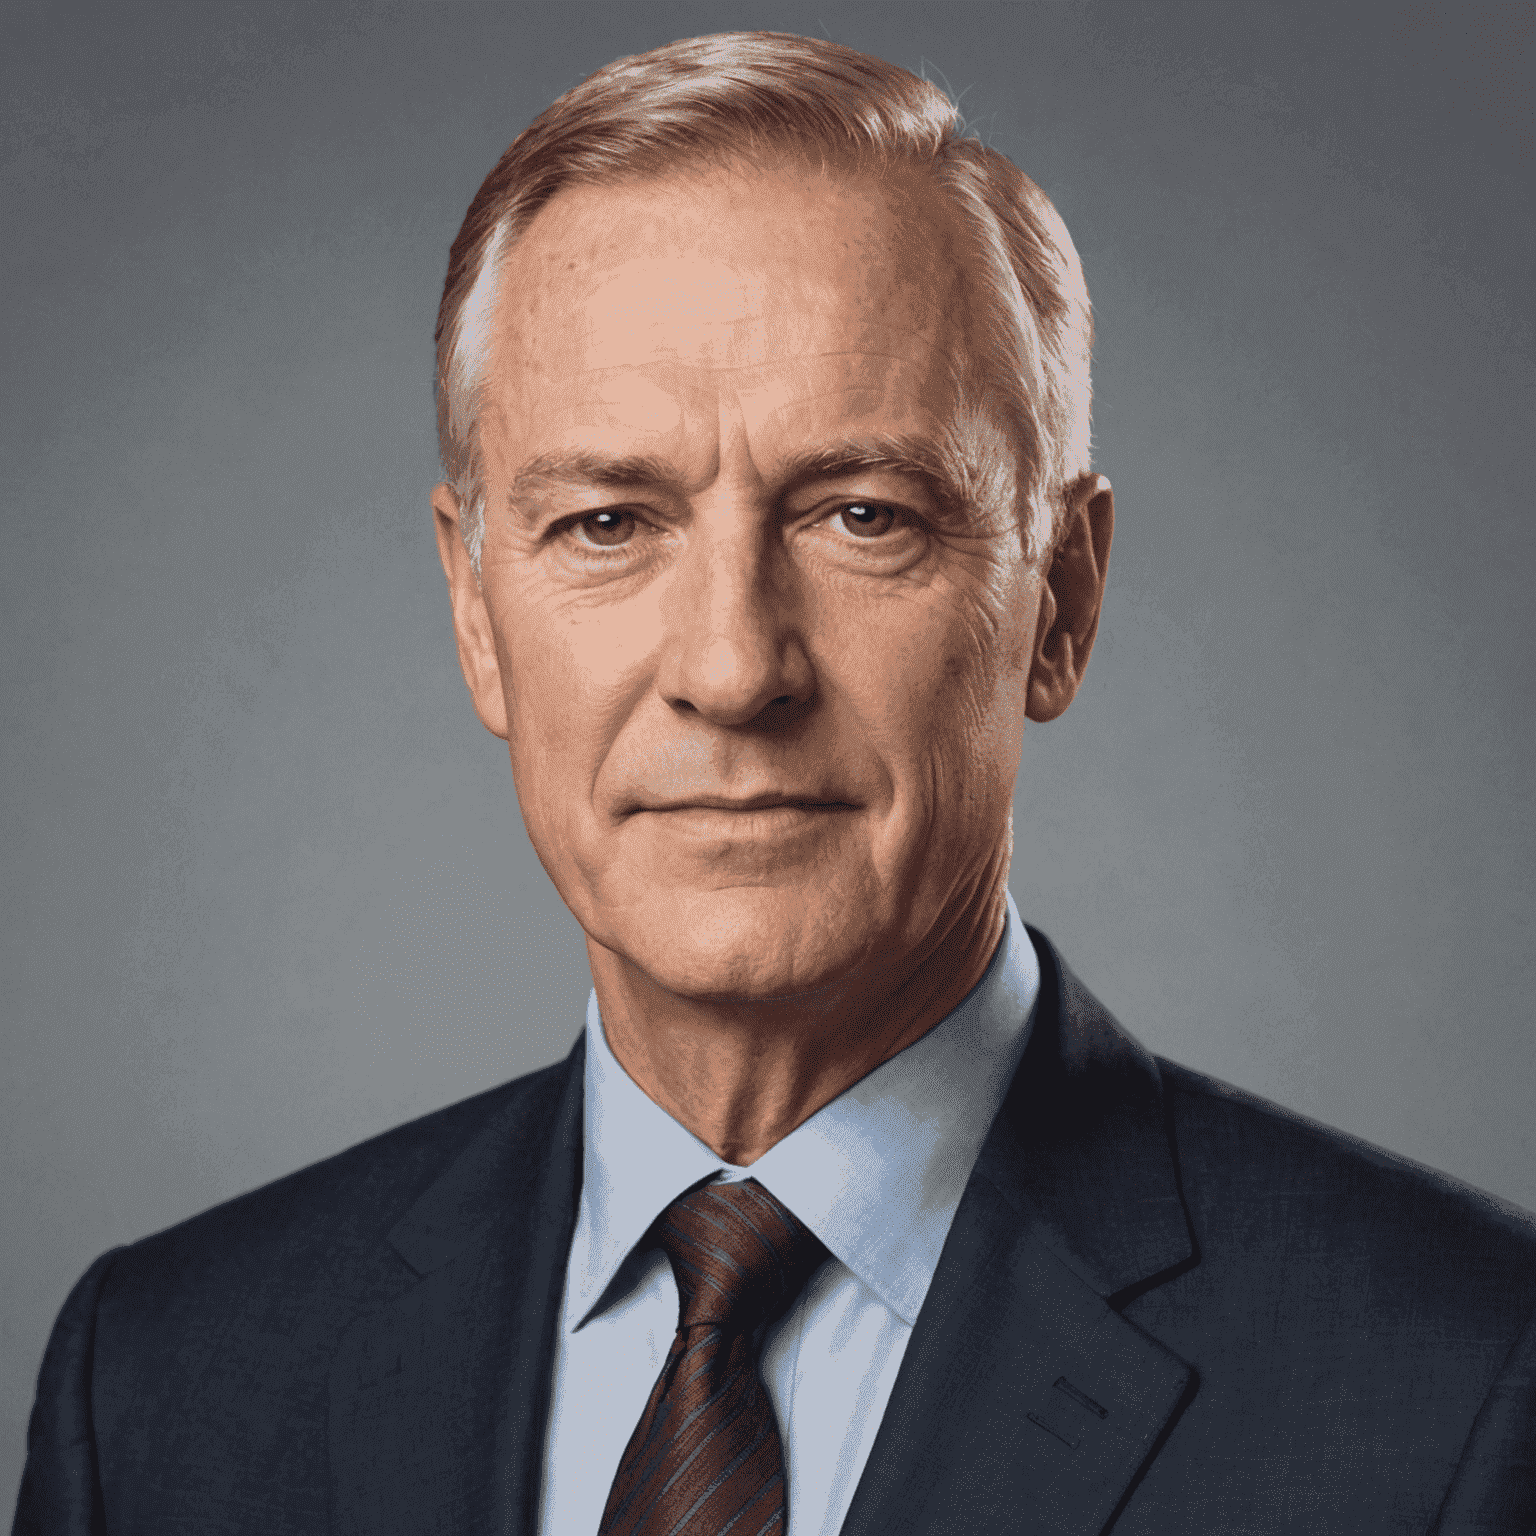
(3, 0, 1532, 1510)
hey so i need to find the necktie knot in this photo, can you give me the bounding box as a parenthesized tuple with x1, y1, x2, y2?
(656, 1179, 826, 1333)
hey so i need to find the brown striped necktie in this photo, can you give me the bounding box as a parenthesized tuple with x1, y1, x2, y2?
(597, 1179, 829, 1536)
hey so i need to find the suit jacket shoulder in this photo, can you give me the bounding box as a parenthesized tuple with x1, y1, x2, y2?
(107, 1055, 560, 1290)
(1160, 1055, 1536, 1314)
(14, 1049, 584, 1536)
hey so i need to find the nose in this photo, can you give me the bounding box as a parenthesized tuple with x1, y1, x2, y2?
(656, 520, 815, 727)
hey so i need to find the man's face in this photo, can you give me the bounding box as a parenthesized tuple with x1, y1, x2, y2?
(445, 157, 1049, 1005)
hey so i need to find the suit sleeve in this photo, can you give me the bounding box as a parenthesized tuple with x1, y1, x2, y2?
(1432, 1299, 1536, 1535)
(11, 1250, 122, 1536)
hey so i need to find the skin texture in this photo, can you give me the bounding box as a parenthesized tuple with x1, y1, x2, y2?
(434, 157, 1113, 1163)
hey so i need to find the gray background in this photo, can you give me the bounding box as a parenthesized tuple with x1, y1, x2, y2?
(3, 0, 1531, 1508)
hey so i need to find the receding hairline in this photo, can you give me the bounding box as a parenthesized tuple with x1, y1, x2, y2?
(491, 144, 977, 280)
(474, 150, 990, 398)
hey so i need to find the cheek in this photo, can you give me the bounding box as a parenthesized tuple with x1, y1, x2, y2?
(861, 569, 1035, 799)
(821, 592, 988, 769)
(494, 589, 663, 817)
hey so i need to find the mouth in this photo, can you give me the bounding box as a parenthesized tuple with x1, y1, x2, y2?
(625, 793, 858, 815)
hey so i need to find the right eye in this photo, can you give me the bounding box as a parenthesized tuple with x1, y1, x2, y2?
(573, 511, 636, 548)
(829, 501, 900, 540)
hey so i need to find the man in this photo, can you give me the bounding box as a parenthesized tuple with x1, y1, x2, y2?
(14, 30, 1535, 1536)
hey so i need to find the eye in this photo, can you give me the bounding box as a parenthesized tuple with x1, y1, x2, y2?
(831, 501, 898, 539)
(573, 510, 636, 548)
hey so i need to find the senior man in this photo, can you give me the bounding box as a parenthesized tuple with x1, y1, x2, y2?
(15, 31, 1536, 1536)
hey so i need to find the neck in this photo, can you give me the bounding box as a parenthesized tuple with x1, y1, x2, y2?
(588, 877, 1009, 1165)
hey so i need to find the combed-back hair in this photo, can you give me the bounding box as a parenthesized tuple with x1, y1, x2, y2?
(435, 31, 1093, 570)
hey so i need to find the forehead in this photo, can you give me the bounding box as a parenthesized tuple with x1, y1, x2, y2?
(480, 159, 981, 475)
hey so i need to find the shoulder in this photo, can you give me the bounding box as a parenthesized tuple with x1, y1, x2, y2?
(19, 1052, 579, 1525)
(17, 1053, 581, 1529)
(90, 1050, 577, 1349)
(1156, 1056, 1536, 1328)
(1019, 926, 1536, 1330)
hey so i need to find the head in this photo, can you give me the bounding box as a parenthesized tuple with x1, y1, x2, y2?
(432, 32, 1113, 1013)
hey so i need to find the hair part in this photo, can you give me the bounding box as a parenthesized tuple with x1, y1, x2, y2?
(435, 31, 1094, 574)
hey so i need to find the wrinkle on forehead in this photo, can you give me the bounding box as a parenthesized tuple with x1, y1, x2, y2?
(495, 160, 970, 369)
(572, 349, 952, 380)
(490, 361, 962, 501)
(564, 261, 950, 375)
(492, 344, 958, 453)
(483, 159, 991, 502)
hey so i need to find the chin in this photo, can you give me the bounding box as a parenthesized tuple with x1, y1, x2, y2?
(599, 883, 882, 1004)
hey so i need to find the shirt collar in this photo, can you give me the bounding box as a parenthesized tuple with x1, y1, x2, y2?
(568, 892, 1040, 1329)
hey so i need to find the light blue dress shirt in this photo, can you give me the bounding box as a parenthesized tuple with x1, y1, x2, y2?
(537, 894, 1041, 1536)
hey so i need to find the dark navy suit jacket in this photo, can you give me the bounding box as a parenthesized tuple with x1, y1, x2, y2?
(14, 931, 1536, 1533)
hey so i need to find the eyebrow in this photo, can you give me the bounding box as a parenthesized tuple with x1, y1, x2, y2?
(776, 436, 972, 510)
(507, 433, 974, 515)
(509, 450, 679, 506)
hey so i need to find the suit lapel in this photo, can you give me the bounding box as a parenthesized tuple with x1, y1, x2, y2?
(328, 1039, 586, 1536)
(840, 930, 1198, 1536)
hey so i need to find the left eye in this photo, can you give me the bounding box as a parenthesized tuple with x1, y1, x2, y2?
(574, 511, 636, 547)
(832, 502, 898, 539)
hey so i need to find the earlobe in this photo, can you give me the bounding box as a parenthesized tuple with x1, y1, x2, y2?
(1025, 474, 1114, 724)
(432, 482, 510, 741)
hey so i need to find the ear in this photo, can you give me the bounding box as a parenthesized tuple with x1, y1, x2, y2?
(1026, 473, 1114, 723)
(432, 482, 509, 740)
